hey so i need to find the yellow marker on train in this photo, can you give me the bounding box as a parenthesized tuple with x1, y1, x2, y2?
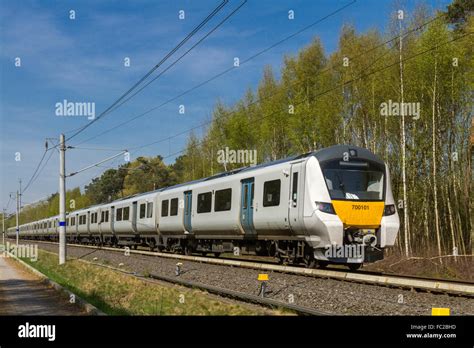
(431, 308, 450, 316)
(331, 200, 385, 228)
(258, 274, 269, 281)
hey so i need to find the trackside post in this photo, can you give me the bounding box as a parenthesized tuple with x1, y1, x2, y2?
(59, 133, 66, 264)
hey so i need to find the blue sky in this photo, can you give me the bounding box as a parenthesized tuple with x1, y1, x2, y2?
(0, 0, 451, 212)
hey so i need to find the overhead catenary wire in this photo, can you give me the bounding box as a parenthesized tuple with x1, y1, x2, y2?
(72, 0, 358, 147)
(66, 0, 230, 142)
(11, 9, 463, 209)
(27, 150, 55, 192)
(91, 0, 249, 126)
(21, 148, 48, 195)
(4, 196, 13, 212)
(13, 2, 233, 208)
(20, 138, 59, 198)
(124, 14, 460, 155)
(11, 29, 470, 227)
(123, 32, 473, 165)
(75, 5, 445, 150)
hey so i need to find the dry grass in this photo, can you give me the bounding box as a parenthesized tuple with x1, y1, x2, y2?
(364, 253, 474, 281)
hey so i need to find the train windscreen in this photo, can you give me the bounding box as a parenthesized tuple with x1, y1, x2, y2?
(321, 160, 385, 201)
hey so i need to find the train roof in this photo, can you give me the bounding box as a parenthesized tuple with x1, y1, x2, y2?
(159, 145, 383, 190)
(314, 144, 384, 165)
(158, 151, 313, 192)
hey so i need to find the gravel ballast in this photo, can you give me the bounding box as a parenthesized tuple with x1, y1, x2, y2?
(25, 241, 474, 315)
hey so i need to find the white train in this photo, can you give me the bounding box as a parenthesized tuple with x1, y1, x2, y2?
(7, 145, 400, 270)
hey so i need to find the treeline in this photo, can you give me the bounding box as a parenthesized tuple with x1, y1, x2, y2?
(5, 1, 473, 258)
(177, 3, 473, 257)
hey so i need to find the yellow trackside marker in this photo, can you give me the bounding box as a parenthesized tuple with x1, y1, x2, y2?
(331, 200, 384, 228)
(432, 308, 450, 316)
(258, 274, 269, 281)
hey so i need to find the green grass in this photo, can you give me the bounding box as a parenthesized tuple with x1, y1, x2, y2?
(17, 249, 279, 316)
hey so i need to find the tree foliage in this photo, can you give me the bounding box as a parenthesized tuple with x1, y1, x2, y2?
(6, 3, 472, 257)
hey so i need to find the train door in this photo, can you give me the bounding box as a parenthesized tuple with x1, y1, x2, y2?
(183, 191, 192, 232)
(74, 214, 78, 236)
(87, 211, 90, 235)
(288, 161, 305, 232)
(240, 178, 255, 235)
(98, 209, 102, 233)
(132, 201, 138, 233)
(110, 206, 115, 234)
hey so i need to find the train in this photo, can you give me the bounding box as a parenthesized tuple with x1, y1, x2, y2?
(6, 145, 400, 270)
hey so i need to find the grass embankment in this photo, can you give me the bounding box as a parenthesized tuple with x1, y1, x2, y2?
(18, 249, 274, 316)
(364, 253, 474, 281)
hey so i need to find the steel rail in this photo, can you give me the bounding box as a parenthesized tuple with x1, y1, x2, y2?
(5, 239, 474, 297)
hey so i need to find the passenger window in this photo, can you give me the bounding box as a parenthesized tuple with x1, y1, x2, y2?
(243, 189, 248, 209)
(292, 172, 298, 204)
(170, 198, 178, 216)
(117, 208, 123, 221)
(72, 217, 76, 226)
(215, 189, 232, 212)
(140, 203, 146, 219)
(197, 192, 212, 213)
(161, 200, 169, 217)
(146, 202, 153, 218)
(105, 211, 109, 222)
(251, 184, 254, 208)
(123, 207, 130, 220)
(263, 179, 281, 207)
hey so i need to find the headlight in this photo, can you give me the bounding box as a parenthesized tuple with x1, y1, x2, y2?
(315, 202, 336, 214)
(383, 204, 396, 216)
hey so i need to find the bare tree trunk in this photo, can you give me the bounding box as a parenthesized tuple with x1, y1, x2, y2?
(446, 183, 457, 260)
(432, 59, 442, 258)
(423, 196, 429, 250)
(399, 19, 410, 257)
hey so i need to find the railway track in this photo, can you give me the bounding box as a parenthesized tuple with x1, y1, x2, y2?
(7, 238, 474, 297)
(85, 258, 331, 316)
(2, 241, 328, 316)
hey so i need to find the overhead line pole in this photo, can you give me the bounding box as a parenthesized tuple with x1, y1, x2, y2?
(59, 134, 66, 265)
(19, 179, 22, 214)
(2, 208, 5, 247)
(15, 191, 19, 246)
(58, 134, 125, 265)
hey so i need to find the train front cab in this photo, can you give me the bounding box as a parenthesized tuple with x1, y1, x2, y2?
(305, 146, 400, 267)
